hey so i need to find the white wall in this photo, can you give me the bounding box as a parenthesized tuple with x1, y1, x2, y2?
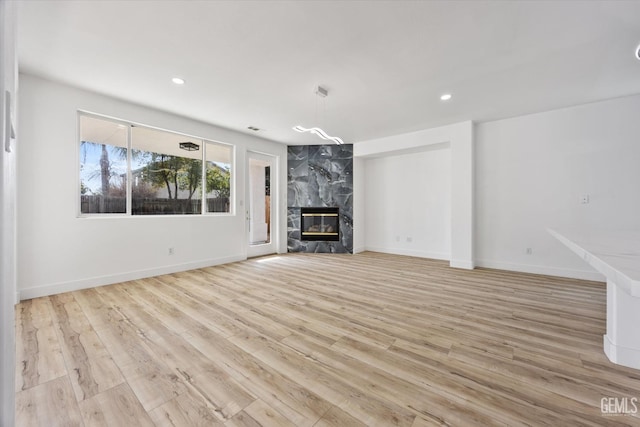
(352, 157, 366, 253)
(355, 121, 474, 268)
(364, 145, 451, 259)
(475, 94, 640, 280)
(1, 0, 17, 424)
(18, 74, 287, 299)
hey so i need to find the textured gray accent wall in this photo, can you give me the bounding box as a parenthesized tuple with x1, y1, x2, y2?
(287, 144, 353, 253)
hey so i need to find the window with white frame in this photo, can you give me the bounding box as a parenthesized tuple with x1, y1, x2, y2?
(79, 113, 233, 216)
(79, 115, 128, 214)
(205, 141, 232, 213)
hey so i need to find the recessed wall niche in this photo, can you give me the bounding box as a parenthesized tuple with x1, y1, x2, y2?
(287, 144, 353, 253)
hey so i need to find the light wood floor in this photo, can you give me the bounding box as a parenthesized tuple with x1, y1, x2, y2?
(15, 252, 640, 426)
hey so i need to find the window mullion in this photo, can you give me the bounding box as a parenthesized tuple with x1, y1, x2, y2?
(201, 140, 207, 214)
(126, 125, 132, 216)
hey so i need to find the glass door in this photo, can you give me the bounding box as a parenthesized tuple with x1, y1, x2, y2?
(246, 151, 275, 257)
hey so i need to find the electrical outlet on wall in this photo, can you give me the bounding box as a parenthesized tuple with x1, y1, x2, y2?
(580, 194, 590, 204)
(168, 247, 175, 255)
(526, 247, 532, 255)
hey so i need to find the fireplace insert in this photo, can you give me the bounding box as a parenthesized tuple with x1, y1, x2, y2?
(301, 207, 339, 241)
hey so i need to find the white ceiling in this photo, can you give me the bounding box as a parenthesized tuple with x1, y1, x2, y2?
(17, 0, 640, 146)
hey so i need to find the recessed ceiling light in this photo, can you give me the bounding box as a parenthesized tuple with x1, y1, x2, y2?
(172, 77, 185, 85)
(440, 93, 452, 101)
(636, 43, 640, 60)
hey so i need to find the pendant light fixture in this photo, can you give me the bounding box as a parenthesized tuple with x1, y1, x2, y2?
(293, 86, 344, 145)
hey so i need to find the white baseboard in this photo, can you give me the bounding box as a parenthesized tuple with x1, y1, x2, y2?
(360, 250, 604, 281)
(365, 246, 450, 261)
(18, 254, 245, 301)
(19, 254, 605, 301)
(475, 259, 605, 282)
(450, 259, 475, 270)
(352, 246, 366, 254)
(604, 334, 640, 370)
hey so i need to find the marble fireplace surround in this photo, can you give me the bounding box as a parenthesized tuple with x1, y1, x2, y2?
(287, 144, 353, 253)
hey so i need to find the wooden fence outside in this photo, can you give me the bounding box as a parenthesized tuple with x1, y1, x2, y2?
(80, 196, 230, 214)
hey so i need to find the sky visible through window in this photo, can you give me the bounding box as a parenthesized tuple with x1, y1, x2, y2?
(80, 142, 128, 194)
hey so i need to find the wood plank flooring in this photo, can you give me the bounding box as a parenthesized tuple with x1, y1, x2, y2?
(15, 252, 640, 426)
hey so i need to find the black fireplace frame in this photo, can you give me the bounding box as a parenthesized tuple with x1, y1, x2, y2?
(300, 207, 340, 241)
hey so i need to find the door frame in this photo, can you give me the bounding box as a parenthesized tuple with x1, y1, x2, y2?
(246, 150, 278, 258)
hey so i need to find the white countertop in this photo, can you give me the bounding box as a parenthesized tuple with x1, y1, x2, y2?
(549, 229, 640, 297)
